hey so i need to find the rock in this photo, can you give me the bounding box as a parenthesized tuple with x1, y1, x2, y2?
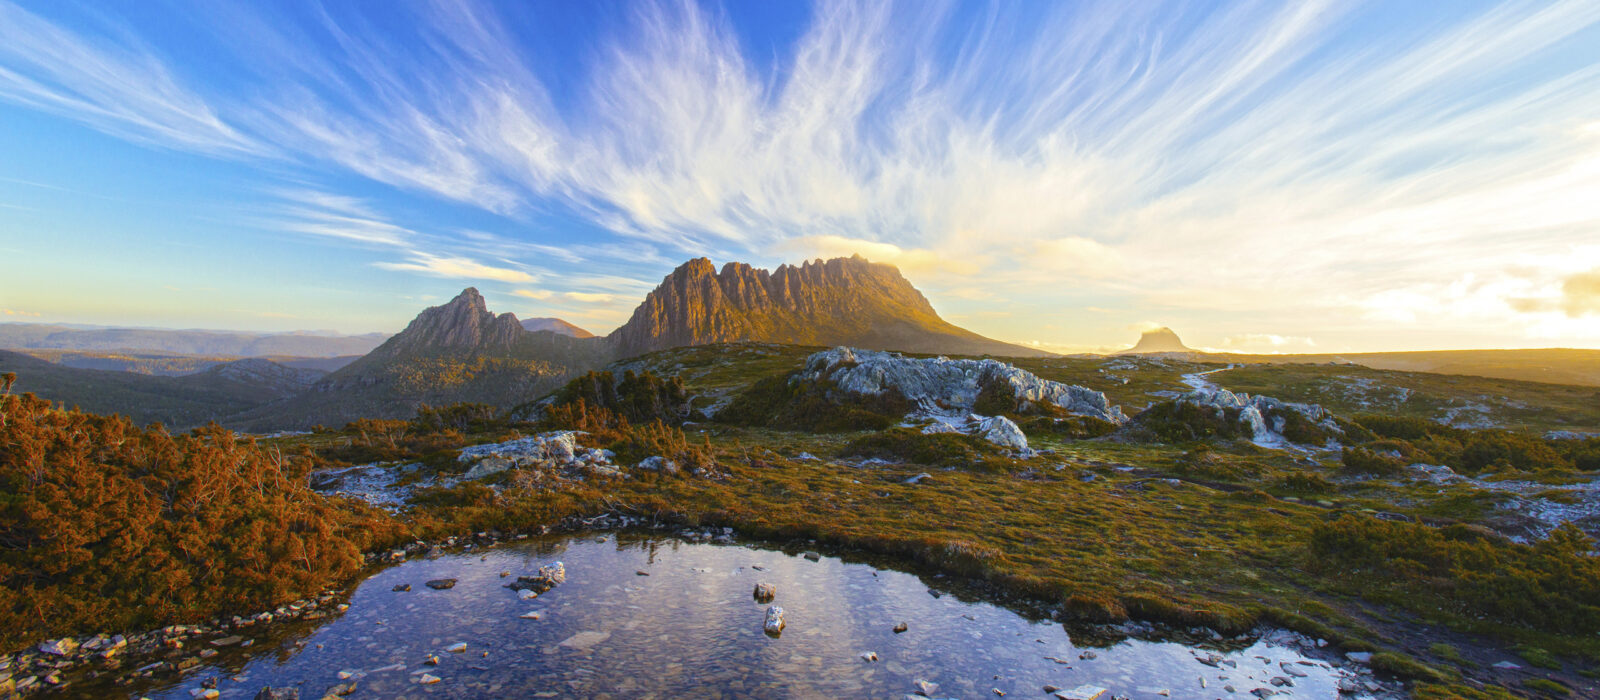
(511, 562, 567, 594)
(518, 589, 539, 600)
(903, 472, 933, 484)
(1491, 660, 1521, 669)
(860, 651, 878, 662)
(894, 622, 908, 634)
(753, 583, 777, 603)
(1345, 651, 1372, 663)
(418, 674, 441, 685)
(462, 456, 514, 481)
(764, 606, 786, 636)
(37, 638, 78, 656)
(1054, 686, 1108, 700)
(324, 681, 357, 696)
(636, 456, 680, 475)
(921, 422, 960, 435)
(636, 570, 650, 576)
(423, 654, 440, 666)
(192, 689, 220, 700)
(519, 611, 543, 620)
(209, 636, 244, 647)
(913, 678, 941, 696)
(253, 688, 299, 700)
(802, 551, 821, 562)
(799, 347, 1125, 424)
(445, 642, 467, 653)
(973, 415, 1029, 450)
(393, 584, 410, 592)
(425, 579, 457, 590)
(1251, 689, 1275, 699)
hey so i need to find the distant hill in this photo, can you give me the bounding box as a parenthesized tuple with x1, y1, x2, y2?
(231, 289, 608, 430)
(1216, 348, 1600, 388)
(607, 256, 1049, 358)
(0, 350, 324, 428)
(521, 317, 595, 338)
(1119, 327, 1192, 354)
(12, 348, 362, 376)
(0, 323, 386, 357)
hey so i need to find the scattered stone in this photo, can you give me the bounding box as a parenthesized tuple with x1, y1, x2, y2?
(904, 473, 932, 484)
(519, 611, 543, 620)
(753, 582, 777, 603)
(764, 606, 786, 636)
(37, 639, 78, 656)
(209, 635, 244, 647)
(636, 570, 650, 576)
(860, 651, 878, 662)
(511, 562, 567, 594)
(802, 551, 821, 562)
(324, 681, 357, 696)
(894, 622, 908, 634)
(1054, 685, 1108, 700)
(418, 674, 441, 685)
(423, 654, 440, 666)
(1345, 651, 1372, 663)
(253, 688, 299, 700)
(425, 579, 457, 590)
(191, 689, 220, 699)
(1491, 660, 1521, 670)
(913, 678, 940, 696)
(445, 642, 467, 653)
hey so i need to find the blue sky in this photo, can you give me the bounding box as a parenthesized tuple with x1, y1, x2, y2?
(1, 0, 1598, 352)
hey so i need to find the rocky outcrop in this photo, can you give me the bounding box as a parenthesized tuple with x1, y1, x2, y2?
(606, 256, 1049, 358)
(799, 347, 1126, 424)
(456, 432, 618, 480)
(1172, 387, 1341, 448)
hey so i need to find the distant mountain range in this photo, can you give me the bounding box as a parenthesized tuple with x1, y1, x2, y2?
(0, 350, 324, 427)
(0, 323, 386, 357)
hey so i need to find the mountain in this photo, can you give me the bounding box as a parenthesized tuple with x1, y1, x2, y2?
(606, 256, 1049, 358)
(521, 317, 595, 338)
(1120, 327, 1192, 354)
(0, 322, 387, 357)
(0, 350, 325, 428)
(232, 289, 608, 430)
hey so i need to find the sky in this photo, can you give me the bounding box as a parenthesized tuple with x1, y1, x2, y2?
(1, 0, 1598, 354)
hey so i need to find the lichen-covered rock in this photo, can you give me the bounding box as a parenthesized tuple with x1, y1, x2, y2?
(511, 562, 566, 594)
(636, 456, 680, 475)
(799, 347, 1125, 424)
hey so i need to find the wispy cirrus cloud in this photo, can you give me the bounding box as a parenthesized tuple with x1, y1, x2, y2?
(1, 0, 1598, 347)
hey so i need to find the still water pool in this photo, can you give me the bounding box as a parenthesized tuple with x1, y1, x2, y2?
(127, 533, 1383, 699)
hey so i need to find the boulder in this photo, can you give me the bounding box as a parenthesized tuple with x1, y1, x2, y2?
(752, 583, 776, 603)
(972, 415, 1028, 450)
(37, 638, 78, 656)
(763, 606, 786, 636)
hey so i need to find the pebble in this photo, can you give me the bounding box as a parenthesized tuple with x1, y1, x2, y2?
(445, 642, 468, 653)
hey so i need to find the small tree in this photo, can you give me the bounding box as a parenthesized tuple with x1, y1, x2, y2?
(1, 372, 15, 395)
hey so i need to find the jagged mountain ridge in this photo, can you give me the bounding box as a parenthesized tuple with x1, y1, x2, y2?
(607, 256, 1049, 358)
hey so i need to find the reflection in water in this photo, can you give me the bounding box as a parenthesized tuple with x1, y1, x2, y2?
(114, 534, 1375, 699)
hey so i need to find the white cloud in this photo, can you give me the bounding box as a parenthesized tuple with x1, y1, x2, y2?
(373, 252, 534, 283)
(2, 308, 41, 317)
(511, 289, 552, 300)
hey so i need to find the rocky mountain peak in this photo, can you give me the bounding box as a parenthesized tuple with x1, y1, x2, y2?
(379, 288, 525, 354)
(605, 256, 1048, 358)
(1122, 326, 1192, 354)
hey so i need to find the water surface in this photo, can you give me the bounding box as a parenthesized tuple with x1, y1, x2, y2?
(121, 534, 1378, 699)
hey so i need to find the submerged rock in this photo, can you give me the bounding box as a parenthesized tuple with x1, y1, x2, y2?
(510, 562, 567, 594)
(424, 579, 456, 590)
(252, 688, 299, 700)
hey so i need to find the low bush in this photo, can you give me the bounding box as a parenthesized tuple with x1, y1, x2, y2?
(719, 374, 911, 432)
(1340, 446, 1406, 476)
(1307, 515, 1600, 635)
(842, 428, 1008, 470)
(0, 392, 404, 653)
(551, 370, 688, 425)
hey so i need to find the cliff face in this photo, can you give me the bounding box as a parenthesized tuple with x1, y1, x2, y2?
(372, 288, 526, 357)
(606, 256, 1049, 358)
